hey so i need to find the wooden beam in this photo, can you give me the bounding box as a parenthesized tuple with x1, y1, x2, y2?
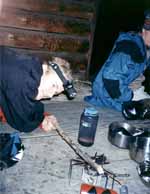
(7, 47, 88, 73)
(3, 0, 95, 19)
(0, 27, 89, 53)
(0, 8, 91, 36)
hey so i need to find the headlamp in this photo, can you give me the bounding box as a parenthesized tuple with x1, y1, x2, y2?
(48, 61, 77, 99)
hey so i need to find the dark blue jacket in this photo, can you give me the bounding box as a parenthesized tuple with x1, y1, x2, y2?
(0, 46, 44, 132)
(85, 32, 149, 111)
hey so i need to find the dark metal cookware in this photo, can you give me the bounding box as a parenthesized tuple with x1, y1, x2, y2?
(129, 128, 150, 163)
(137, 161, 150, 187)
(108, 122, 143, 149)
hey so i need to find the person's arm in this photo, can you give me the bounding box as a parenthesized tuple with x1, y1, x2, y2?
(1, 47, 45, 132)
(103, 38, 145, 101)
(1, 94, 45, 132)
(102, 53, 133, 102)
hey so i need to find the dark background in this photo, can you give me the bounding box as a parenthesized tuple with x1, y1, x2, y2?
(89, 0, 150, 80)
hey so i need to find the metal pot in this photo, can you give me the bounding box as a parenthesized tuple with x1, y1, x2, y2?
(129, 128, 150, 163)
(137, 161, 150, 187)
(108, 122, 138, 149)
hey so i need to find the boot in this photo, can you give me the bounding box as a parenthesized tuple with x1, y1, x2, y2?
(122, 99, 150, 120)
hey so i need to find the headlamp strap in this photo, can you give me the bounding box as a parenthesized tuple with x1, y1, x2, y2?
(48, 61, 68, 86)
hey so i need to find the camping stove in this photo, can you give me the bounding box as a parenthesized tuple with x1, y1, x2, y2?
(69, 153, 129, 194)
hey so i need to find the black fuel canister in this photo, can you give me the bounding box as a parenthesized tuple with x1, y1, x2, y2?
(78, 107, 99, 147)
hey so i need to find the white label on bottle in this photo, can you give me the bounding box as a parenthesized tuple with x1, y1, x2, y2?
(81, 121, 91, 128)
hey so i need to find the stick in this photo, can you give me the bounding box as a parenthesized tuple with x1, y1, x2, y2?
(55, 124, 104, 175)
(21, 125, 123, 184)
(54, 125, 123, 185)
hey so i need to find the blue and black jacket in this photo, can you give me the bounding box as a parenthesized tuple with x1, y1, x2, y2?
(85, 32, 149, 111)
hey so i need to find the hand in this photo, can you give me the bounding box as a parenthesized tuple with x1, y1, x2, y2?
(129, 75, 145, 90)
(41, 115, 58, 132)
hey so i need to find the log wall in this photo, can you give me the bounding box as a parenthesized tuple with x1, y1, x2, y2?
(0, 0, 96, 78)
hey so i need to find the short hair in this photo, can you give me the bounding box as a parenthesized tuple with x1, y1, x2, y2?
(44, 57, 73, 81)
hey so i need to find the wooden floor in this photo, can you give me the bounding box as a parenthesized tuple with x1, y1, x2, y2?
(0, 83, 150, 194)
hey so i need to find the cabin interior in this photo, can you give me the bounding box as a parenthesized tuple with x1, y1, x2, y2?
(0, 1, 150, 194)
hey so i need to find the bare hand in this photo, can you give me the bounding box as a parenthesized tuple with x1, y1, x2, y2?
(41, 115, 58, 132)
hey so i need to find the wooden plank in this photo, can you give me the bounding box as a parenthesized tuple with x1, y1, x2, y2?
(2, 0, 95, 19)
(7, 47, 88, 73)
(0, 27, 89, 53)
(46, 32, 89, 53)
(0, 8, 91, 36)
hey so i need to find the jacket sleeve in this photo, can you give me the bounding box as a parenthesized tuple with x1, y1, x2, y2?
(1, 91, 44, 132)
(102, 53, 133, 101)
(1, 47, 44, 132)
(102, 39, 145, 101)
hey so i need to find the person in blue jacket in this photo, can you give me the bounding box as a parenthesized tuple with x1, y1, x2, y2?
(0, 47, 74, 132)
(85, 11, 150, 112)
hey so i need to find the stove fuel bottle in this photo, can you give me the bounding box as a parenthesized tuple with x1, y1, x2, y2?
(78, 107, 99, 147)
